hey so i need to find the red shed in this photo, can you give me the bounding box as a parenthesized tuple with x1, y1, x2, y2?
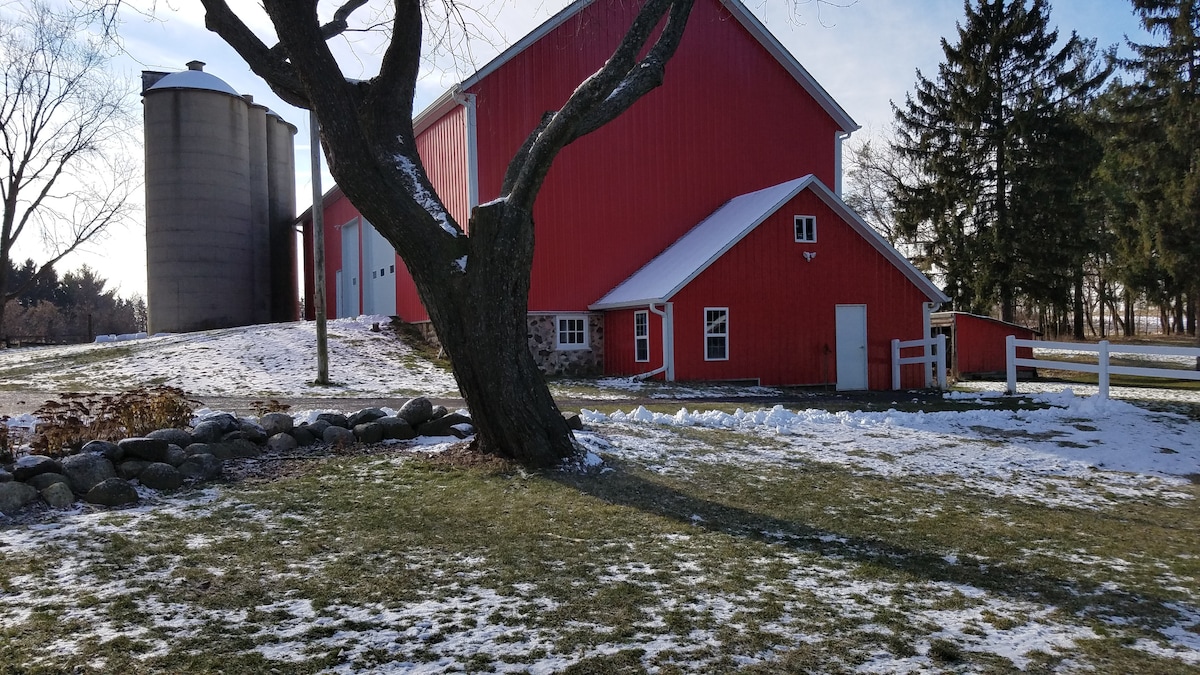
(298, 0, 949, 388)
(931, 312, 1039, 379)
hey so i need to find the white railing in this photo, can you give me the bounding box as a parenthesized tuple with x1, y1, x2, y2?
(1005, 336, 1200, 398)
(891, 334, 947, 390)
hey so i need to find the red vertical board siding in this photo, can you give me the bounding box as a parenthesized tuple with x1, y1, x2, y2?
(415, 106, 471, 227)
(666, 191, 928, 388)
(320, 197, 363, 318)
(469, 0, 842, 312)
(605, 308, 664, 377)
(956, 316, 1035, 374)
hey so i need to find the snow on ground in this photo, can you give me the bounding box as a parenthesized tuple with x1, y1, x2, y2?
(0, 316, 458, 397)
(580, 390, 1200, 509)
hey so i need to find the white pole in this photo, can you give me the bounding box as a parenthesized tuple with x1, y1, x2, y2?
(891, 338, 901, 390)
(936, 333, 947, 390)
(310, 111, 329, 385)
(1098, 339, 1110, 400)
(1006, 334, 1017, 395)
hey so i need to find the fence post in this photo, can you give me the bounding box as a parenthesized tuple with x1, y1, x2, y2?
(936, 333, 947, 390)
(1006, 334, 1017, 395)
(891, 338, 901, 390)
(1098, 339, 1110, 400)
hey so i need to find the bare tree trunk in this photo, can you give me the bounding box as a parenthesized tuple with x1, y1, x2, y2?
(1124, 289, 1135, 337)
(1072, 271, 1085, 339)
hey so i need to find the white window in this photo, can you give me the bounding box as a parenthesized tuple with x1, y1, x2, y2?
(634, 310, 650, 362)
(704, 308, 728, 361)
(557, 315, 588, 350)
(794, 215, 817, 243)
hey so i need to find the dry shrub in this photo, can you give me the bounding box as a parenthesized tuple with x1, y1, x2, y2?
(29, 386, 197, 457)
(250, 399, 291, 415)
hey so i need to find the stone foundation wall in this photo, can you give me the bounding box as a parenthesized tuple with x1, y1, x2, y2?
(526, 314, 603, 377)
(405, 314, 604, 377)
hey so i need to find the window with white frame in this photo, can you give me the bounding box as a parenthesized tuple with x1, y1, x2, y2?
(794, 215, 817, 243)
(556, 315, 588, 350)
(704, 308, 728, 361)
(634, 310, 650, 362)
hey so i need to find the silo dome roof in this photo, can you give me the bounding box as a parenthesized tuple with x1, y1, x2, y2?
(148, 69, 240, 96)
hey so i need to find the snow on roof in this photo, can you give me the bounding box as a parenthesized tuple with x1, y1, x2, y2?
(148, 70, 240, 97)
(591, 178, 807, 310)
(590, 175, 949, 310)
(413, 0, 858, 135)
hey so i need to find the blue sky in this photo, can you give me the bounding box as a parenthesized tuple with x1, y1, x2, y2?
(50, 0, 1152, 299)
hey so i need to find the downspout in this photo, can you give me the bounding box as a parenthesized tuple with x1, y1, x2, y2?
(634, 302, 675, 381)
(834, 131, 851, 197)
(454, 92, 480, 210)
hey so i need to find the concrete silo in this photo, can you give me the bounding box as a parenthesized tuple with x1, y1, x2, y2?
(142, 61, 298, 334)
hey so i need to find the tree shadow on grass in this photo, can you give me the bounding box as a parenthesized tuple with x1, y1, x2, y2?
(551, 457, 1191, 637)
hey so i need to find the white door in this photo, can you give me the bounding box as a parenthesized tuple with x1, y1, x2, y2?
(835, 304, 868, 390)
(340, 220, 360, 318)
(361, 220, 397, 316)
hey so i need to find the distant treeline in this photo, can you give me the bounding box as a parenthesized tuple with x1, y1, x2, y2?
(2, 259, 145, 343)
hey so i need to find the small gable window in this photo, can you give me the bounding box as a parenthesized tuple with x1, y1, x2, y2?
(634, 310, 650, 362)
(794, 215, 817, 243)
(557, 315, 588, 350)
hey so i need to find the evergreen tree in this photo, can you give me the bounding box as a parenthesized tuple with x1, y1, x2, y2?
(1115, 0, 1200, 344)
(891, 0, 1110, 322)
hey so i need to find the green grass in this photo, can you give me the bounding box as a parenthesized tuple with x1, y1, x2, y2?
(0, 424, 1197, 673)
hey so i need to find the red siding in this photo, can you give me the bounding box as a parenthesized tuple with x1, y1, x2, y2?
(415, 106, 471, 227)
(953, 315, 1036, 375)
(622, 191, 930, 388)
(605, 308, 664, 377)
(469, 0, 842, 312)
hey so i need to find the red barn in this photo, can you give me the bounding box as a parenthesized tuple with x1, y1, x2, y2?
(299, 0, 949, 389)
(931, 312, 1039, 379)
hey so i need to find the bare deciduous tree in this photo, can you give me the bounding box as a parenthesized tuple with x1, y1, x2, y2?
(197, 0, 695, 467)
(0, 0, 137, 337)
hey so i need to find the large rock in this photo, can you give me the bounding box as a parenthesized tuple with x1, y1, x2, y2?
(84, 478, 138, 507)
(118, 437, 170, 463)
(416, 413, 473, 439)
(266, 432, 297, 453)
(202, 440, 261, 460)
(40, 482, 75, 509)
(316, 412, 349, 429)
(0, 469, 11, 483)
(562, 411, 585, 431)
(238, 420, 268, 443)
(147, 428, 193, 449)
(12, 455, 62, 482)
(353, 422, 384, 444)
(178, 453, 222, 481)
(117, 460, 150, 480)
(429, 405, 449, 420)
(190, 420, 225, 443)
(348, 408, 387, 427)
(81, 440, 121, 463)
(0, 482, 38, 515)
(165, 445, 188, 467)
(259, 413, 294, 437)
(377, 416, 416, 441)
(323, 425, 354, 447)
(139, 463, 183, 491)
(291, 426, 316, 447)
(25, 472, 68, 491)
(60, 453, 116, 494)
(201, 413, 240, 434)
(397, 397, 434, 426)
(305, 420, 331, 438)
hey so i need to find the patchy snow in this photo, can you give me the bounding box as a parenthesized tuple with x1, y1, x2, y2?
(0, 316, 458, 397)
(395, 153, 459, 237)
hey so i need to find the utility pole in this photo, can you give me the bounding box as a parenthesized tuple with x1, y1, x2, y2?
(310, 110, 329, 384)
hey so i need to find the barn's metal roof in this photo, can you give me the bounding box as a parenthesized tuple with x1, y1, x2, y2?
(590, 175, 949, 310)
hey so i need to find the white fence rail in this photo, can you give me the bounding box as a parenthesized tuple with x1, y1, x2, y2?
(1005, 336, 1200, 398)
(891, 334, 947, 390)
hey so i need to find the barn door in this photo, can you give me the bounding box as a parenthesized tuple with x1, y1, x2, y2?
(339, 220, 360, 318)
(835, 304, 868, 390)
(361, 220, 397, 316)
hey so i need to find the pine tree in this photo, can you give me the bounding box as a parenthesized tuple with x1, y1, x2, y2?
(892, 0, 1110, 322)
(1117, 0, 1200, 344)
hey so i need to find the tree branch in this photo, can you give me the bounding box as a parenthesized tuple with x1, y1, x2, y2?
(197, 0, 310, 107)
